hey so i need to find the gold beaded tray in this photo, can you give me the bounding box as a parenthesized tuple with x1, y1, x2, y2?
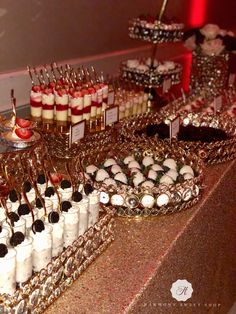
(119, 112, 236, 165)
(0, 206, 115, 314)
(80, 140, 204, 218)
(120, 61, 182, 88)
(43, 127, 118, 160)
(128, 18, 184, 44)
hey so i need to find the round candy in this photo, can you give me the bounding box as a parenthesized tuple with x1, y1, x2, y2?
(32, 219, 45, 233)
(10, 231, 25, 246)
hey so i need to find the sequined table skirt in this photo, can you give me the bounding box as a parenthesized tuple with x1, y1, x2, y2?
(45, 161, 236, 314)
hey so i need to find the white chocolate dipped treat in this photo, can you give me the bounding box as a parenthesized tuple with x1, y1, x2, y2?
(95, 169, 110, 182)
(166, 169, 178, 181)
(104, 158, 117, 167)
(61, 201, 79, 247)
(163, 158, 177, 170)
(114, 172, 128, 185)
(142, 156, 155, 167)
(30, 221, 52, 272)
(86, 165, 98, 175)
(179, 165, 194, 176)
(0, 246, 16, 295)
(160, 174, 174, 185)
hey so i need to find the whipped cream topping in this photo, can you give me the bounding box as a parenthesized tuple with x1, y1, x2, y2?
(30, 224, 52, 251)
(15, 237, 32, 261)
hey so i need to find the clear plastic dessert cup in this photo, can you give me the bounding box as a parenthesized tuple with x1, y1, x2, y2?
(0, 248, 16, 295)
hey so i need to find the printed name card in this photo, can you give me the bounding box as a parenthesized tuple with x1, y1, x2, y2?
(163, 78, 172, 93)
(107, 91, 115, 106)
(70, 120, 86, 146)
(170, 116, 180, 140)
(214, 96, 222, 113)
(105, 106, 119, 126)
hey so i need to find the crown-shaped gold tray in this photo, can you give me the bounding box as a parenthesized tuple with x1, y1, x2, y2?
(119, 112, 236, 165)
(80, 140, 204, 218)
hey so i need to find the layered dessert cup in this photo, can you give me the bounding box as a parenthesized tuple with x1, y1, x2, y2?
(30, 85, 42, 119)
(42, 87, 55, 122)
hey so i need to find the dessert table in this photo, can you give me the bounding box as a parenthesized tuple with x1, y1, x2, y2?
(45, 160, 236, 314)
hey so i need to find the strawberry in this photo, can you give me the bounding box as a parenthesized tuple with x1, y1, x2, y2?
(81, 89, 89, 96)
(50, 172, 63, 184)
(43, 87, 53, 95)
(49, 82, 56, 89)
(15, 128, 33, 140)
(88, 87, 95, 94)
(57, 88, 67, 97)
(32, 85, 41, 93)
(16, 118, 32, 128)
(72, 90, 83, 98)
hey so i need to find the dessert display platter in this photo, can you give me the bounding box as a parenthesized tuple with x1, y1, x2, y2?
(118, 111, 236, 165)
(81, 140, 204, 218)
(0, 139, 115, 313)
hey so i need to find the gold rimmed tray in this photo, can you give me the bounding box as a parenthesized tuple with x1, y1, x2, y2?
(118, 112, 236, 165)
(79, 140, 204, 218)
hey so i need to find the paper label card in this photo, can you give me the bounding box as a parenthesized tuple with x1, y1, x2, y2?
(105, 106, 119, 126)
(163, 78, 172, 93)
(170, 116, 180, 139)
(214, 96, 222, 113)
(70, 120, 86, 145)
(108, 91, 115, 106)
(229, 73, 235, 86)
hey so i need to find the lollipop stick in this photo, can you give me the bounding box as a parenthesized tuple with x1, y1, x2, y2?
(158, 0, 168, 22)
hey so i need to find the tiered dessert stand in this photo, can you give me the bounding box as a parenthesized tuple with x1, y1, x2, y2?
(120, 0, 184, 107)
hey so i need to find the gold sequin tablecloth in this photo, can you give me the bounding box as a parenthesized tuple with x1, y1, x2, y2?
(45, 160, 236, 314)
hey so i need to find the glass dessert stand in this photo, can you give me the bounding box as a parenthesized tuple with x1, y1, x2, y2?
(119, 111, 236, 165)
(80, 140, 204, 218)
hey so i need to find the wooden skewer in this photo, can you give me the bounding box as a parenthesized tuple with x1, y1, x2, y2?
(27, 66, 35, 85)
(158, 0, 168, 22)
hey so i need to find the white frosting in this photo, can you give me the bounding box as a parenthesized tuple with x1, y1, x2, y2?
(58, 187, 73, 201)
(42, 93, 54, 105)
(84, 94, 92, 107)
(45, 193, 61, 211)
(70, 97, 83, 109)
(127, 59, 139, 68)
(47, 215, 64, 257)
(55, 94, 69, 105)
(164, 61, 175, 70)
(15, 237, 32, 262)
(62, 206, 79, 225)
(30, 90, 42, 102)
(137, 64, 149, 71)
(4, 216, 26, 235)
(0, 247, 16, 295)
(30, 224, 52, 251)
